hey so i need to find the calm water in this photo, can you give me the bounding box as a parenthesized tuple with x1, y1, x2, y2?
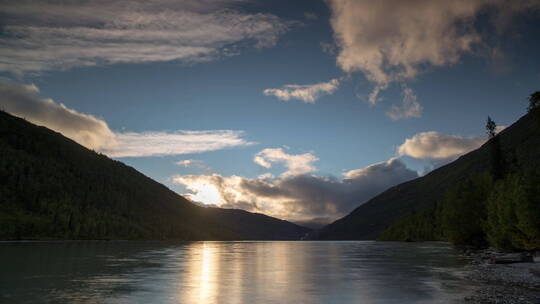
(0, 241, 474, 303)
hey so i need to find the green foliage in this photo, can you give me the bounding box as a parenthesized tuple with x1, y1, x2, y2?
(381, 171, 540, 251)
(486, 172, 540, 251)
(379, 174, 493, 248)
(439, 173, 493, 247)
(378, 208, 443, 241)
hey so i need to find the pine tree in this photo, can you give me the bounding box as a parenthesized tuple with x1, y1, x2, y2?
(486, 116, 496, 139)
(528, 91, 540, 112)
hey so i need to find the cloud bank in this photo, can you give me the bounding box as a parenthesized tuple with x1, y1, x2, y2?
(1, 82, 253, 157)
(328, 0, 538, 87)
(327, 0, 539, 112)
(263, 78, 341, 103)
(329, 0, 484, 86)
(397, 131, 485, 159)
(173, 156, 418, 223)
(0, 0, 291, 75)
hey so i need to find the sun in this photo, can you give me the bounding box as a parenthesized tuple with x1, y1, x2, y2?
(187, 182, 222, 206)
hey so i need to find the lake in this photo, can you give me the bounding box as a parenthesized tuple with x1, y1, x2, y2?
(0, 241, 474, 303)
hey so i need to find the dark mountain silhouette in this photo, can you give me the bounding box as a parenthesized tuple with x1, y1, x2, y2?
(0, 111, 309, 240)
(316, 109, 540, 240)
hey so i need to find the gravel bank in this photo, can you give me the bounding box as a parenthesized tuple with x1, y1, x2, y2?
(463, 252, 540, 303)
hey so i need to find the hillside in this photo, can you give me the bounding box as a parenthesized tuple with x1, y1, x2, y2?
(317, 109, 540, 240)
(0, 111, 310, 240)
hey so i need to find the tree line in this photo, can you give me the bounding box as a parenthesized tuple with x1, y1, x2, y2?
(379, 91, 540, 251)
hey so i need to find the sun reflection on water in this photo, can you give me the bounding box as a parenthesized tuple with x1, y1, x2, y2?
(186, 242, 219, 304)
(1, 241, 472, 303)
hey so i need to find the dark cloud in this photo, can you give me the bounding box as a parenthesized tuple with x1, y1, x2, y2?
(173, 158, 418, 223)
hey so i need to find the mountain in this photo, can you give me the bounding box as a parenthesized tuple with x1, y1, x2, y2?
(0, 111, 310, 240)
(316, 109, 540, 240)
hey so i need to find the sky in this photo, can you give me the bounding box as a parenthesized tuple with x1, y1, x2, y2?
(1, 0, 540, 227)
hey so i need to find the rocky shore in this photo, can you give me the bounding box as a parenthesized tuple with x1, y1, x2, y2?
(463, 250, 540, 303)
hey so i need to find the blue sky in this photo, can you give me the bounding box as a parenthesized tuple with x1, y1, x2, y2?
(1, 0, 539, 226)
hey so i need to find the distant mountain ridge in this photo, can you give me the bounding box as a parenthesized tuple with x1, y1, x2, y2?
(316, 110, 540, 240)
(0, 111, 309, 240)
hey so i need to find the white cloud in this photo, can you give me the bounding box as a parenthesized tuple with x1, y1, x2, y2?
(386, 87, 423, 120)
(172, 157, 418, 223)
(107, 130, 253, 158)
(257, 173, 275, 180)
(1, 82, 254, 157)
(0, 82, 117, 150)
(328, 0, 482, 85)
(0, 0, 291, 75)
(263, 78, 341, 103)
(327, 0, 539, 102)
(254, 148, 319, 177)
(397, 131, 485, 159)
(368, 84, 387, 105)
(176, 159, 205, 168)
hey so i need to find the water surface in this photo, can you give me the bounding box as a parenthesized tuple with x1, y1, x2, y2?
(0, 241, 473, 303)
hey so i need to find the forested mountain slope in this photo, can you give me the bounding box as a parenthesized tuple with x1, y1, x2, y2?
(317, 109, 540, 240)
(0, 111, 309, 240)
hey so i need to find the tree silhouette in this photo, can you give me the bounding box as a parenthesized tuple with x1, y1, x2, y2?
(485, 116, 505, 180)
(486, 116, 496, 139)
(528, 91, 540, 112)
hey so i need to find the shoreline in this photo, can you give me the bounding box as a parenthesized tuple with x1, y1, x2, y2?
(462, 250, 540, 303)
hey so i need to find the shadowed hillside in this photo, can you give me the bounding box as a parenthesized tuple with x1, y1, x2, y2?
(0, 111, 309, 240)
(317, 108, 540, 240)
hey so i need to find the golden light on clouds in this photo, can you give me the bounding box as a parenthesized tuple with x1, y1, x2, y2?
(184, 181, 222, 206)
